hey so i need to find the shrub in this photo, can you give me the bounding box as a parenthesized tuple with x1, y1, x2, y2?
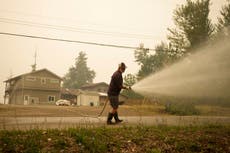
(165, 102, 200, 115)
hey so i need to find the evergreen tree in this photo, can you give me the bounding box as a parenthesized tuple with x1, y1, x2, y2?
(217, 0, 230, 36)
(168, 0, 214, 53)
(63, 51, 96, 88)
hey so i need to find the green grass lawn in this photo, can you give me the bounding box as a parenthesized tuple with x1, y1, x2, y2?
(0, 125, 229, 153)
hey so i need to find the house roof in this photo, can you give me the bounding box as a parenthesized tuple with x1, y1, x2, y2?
(79, 90, 100, 96)
(4, 68, 63, 82)
(61, 88, 80, 96)
(98, 92, 108, 96)
(61, 87, 127, 98)
(61, 88, 100, 96)
(80, 82, 109, 89)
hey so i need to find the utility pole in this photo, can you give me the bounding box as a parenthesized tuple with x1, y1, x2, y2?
(31, 47, 37, 72)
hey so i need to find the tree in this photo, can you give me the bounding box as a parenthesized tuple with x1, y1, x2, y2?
(63, 51, 96, 88)
(153, 42, 173, 69)
(123, 73, 137, 87)
(217, 0, 230, 36)
(168, 0, 214, 54)
(122, 73, 143, 99)
(134, 43, 173, 79)
(134, 0, 214, 80)
(134, 44, 157, 79)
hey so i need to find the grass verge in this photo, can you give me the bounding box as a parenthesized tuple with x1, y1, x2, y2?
(0, 125, 229, 153)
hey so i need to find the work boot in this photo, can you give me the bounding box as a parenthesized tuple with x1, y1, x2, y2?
(114, 112, 123, 123)
(107, 113, 114, 125)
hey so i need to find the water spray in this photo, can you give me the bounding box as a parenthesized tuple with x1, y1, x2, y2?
(132, 37, 230, 101)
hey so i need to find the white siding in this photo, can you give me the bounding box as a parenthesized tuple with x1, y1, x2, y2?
(77, 94, 99, 106)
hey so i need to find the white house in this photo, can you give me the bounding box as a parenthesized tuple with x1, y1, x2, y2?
(60, 82, 128, 107)
(76, 90, 100, 106)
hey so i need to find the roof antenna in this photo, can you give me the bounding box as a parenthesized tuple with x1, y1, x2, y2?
(31, 46, 37, 72)
(8, 69, 13, 79)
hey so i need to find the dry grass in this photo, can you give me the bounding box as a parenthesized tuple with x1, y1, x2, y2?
(196, 105, 230, 116)
(0, 103, 230, 118)
(0, 104, 165, 117)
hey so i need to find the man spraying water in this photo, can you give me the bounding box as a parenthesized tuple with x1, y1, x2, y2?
(107, 62, 131, 125)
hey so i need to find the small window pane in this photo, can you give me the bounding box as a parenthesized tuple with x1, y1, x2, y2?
(26, 76, 36, 81)
(41, 78, 46, 84)
(48, 96, 55, 102)
(50, 79, 59, 83)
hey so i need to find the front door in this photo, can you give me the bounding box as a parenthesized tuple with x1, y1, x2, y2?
(30, 97, 39, 104)
(24, 95, 29, 105)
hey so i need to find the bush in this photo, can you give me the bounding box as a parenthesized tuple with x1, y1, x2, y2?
(165, 102, 200, 115)
(121, 90, 144, 99)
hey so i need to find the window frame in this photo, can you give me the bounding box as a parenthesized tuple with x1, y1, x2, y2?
(41, 78, 46, 84)
(50, 79, 59, 84)
(26, 76, 36, 81)
(48, 95, 55, 102)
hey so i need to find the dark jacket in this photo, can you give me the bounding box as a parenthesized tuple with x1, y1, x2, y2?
(107, 70, 123, 96)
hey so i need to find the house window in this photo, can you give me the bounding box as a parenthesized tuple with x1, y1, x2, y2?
(10, 80, 15, 85)
(24, 95, 29, 105)
(50, 79, 59, 84)
(41, 78, 46, 84)
(48, 96, 55, 102)
(24, 95, 29, 101)
(26, 76, 36, 81)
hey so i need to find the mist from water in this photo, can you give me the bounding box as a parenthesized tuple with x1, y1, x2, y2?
(132, 37, 230, 100)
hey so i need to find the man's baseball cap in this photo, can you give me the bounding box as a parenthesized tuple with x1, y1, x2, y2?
(119, 62, 127, 68)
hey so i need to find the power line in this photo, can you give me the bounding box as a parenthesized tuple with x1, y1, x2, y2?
(0, 32, 156, 51)
(0, 17, 158, 39)
(0, 9, 130, 30)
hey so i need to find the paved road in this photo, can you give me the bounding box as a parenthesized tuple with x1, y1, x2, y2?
(0, 116, 230, 130)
